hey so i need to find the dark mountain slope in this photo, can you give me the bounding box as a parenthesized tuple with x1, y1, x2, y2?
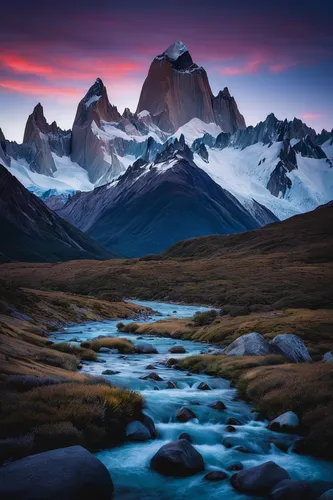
(0, 165, 113, 263)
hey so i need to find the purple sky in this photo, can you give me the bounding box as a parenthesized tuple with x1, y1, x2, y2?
(1, 0, 332, 142)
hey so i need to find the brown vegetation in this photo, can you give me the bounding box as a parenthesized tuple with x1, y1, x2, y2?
(80, 337, 135, 354)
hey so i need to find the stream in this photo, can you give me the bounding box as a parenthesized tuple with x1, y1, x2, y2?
(52, 300, 333, 499)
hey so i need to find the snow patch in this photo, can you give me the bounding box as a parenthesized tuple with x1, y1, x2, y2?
(85, 94, 101, 108)
(173, 118, 223, 145)
(164, 41, 188, 61)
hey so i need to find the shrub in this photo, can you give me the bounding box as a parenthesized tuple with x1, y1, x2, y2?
(52, 342, 98, 361)
(34, 348, 79, 371)
(33, 422, 84, 453)
(221, 305, 251, 317)
(193, 309, 217, 327)
(0, 375, 66, 392)
(81, 337, 135, 354)
(117, 322, 139, 333)
(0, 435, 34, 465)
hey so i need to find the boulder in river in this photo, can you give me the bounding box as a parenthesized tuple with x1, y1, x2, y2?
(102, 369, 120, 375)
(225, 425, 237, 433)
(150, 439, 204, 477)
(176, 407, 197, 423)
(178, 433, 192, 443)
(135, 343, 158, 354)
(268, 411, 300, 433)
(99, 347, 111, 353)
(209, 401, 226, 410)
(198, 382, 211, 390)
(270, 479, 317, 499)
(227, 418, 242, 426)
(142, 414, 157, 439)
(224, 332, 270, 356)
(0, 445, 113, 500)
(227, 462, 243, 471)
(204, 470, 228, 481)
(141, 372, 163, 381)
(126, 421, 151, 441)
(320, 489, 333, 499)
(145, 364, 156, 369)
(168, 346, 186, 353)
(230, 461, 290, 495)
(322, 351, 333, 362)
(269, 334, 312, 362)
(166, 381, 177, 389)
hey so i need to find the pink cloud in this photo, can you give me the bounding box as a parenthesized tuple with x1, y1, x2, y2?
(0, 79, 81, 98)
(301, 112, 326, 120)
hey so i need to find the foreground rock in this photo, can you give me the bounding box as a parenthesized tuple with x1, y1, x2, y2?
(320, 489, 333, 499)
(126, 421, 151, 441)
(176, 407, 197, 422)
(268, 411, 300, 433)
(204, 470, 228, 481)
(142, 414, 157, 439)
(135, 343, 158, 354)
(270, 479, 317, 499)
(224, 332, 270, 356)
(269, 334, 312, 362)
(0, 446, 113, 500)
(231, 461, 290, 495)
(168, 346, 186, 353)
(150, 439, 204, 476)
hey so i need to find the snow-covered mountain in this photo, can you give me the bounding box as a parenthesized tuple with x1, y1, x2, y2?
(0, 40, 332, 258)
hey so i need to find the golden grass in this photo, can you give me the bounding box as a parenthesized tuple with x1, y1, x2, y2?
(81, 337, 135, 354)
(0, 379, 143, 460)
(51, 342, 98, 361)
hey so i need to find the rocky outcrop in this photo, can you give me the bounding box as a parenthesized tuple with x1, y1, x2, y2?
(294, 135, 327, 160)
(0, 165, 112, 263)
(269, 334, 312, 362)
(150, 439, 204, 476)
(268, 411, 300, 432)
(270, 479, 317, 500)
(136, 41, 245, 133)
(0, 446, 114, 500)
(224, 332, 270, 356)
(230, 461, 290, 495)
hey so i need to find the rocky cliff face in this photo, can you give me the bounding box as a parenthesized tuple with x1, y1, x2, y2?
(136, 41, 246, 133)
(0, 164, 112, 262)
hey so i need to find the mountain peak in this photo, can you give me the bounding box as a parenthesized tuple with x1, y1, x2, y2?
(163, 41, 188, 61)
(0, 128, 5, 142)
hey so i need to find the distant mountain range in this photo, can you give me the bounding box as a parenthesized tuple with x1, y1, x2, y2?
(0, 41, 332, 260)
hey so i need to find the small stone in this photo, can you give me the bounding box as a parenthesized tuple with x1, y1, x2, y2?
(209, 401, 226, 411)
(176, 407, 197, 423)
(178, 433, 192, 443)
(225, 425, 236, 433)
(102, 370, 120, 375)
(235, 446, 250, 453)
(145, 364, 156, 370)
(227, 418, 242, 426)
(141, 372, 163, 381)
(166, 381, 177, 389)
(198, 382, 211, 391)
(168, 346, 186, 354)
(204, 471, 228, 481)
(227, 462, 243, 471)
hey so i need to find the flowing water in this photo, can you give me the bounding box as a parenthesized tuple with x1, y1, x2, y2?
(52, 300, 333, 499)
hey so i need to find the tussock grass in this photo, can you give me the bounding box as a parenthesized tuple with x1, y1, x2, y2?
(51, 342, 98, 361)
(0, 378, 143, 462)
(81, 337, 135, 354)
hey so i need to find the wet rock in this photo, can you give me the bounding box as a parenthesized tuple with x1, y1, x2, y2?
(99, 347, 111, 353)
(178, 433, 192, 443)
(204, 470, 228, 481)
(270, 479, 317, 499)
(141, 372, 163, 381)
(96, 359, 106, 363)
(222, 439, 233, 449)
(69, 338, 78, 342)
(230, 461, 290, 495)
(268, 411, 300, 433)
(209, 401, 226, 410)
(235, 446, 250, 453)
(126, 421, 151, 442)
(150, 439, 204, 477)
(322, 351, 333, 362)
(176, 407, 197, 423)
(145, 364, 156, 370)
(102, 369, 120, 375)
(269, 334, 312, 363)
(168, 346, 186, 354)
(225, 425, 237, 433)
(166, 381, 177, 389)
(142, 414, 157, 439)
(227, 462, 243, 471)
(167, 358, 177, 366)
(227, 418, 242, 426)
(224, 332, 270, 356)
(186, 372, 193, 376)
(320, 489, 333, 499)
(0, 445, 114, 500)
(135, 342, 158, 354)
(198, 382, 211, 390)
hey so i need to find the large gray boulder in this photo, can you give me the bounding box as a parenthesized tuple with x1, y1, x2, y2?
(0, 445, 113, 500)
(150, 439, 204, 476)
(268, 411, 300, 433)
(224, 332, 270, 356)
(322, 351, 333, 362)
(320, 489, 333, 499)
(269, 334, 312, 362)
(270, 479, 317, 499)
(126, 421, 151, 441)
(135, 342, 158, 354)
(230, 461, 290, 495)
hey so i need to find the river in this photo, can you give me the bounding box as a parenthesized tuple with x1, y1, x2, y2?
(51, 300, 333, 499)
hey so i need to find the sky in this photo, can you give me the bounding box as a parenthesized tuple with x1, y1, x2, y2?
(1, 0, 332, 142)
